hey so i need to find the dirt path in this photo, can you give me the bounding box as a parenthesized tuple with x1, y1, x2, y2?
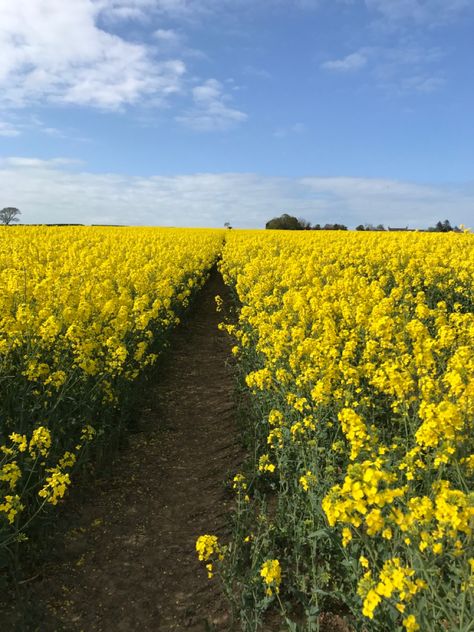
(14, 269, 241, 631)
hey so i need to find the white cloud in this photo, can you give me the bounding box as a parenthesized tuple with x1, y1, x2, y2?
(97, 0, 157, 22)
(152, 27, 206, 59)
(1, 156, 472, 229)
(322, 52, 368, 72)
(242, 65, 272, 79)
(4, 157, 83, 168)
(0, 0, 186, 110)
(133, 0, 322, 19)
(0, 120, 21, 137)
(0, 114, 90, 141)
(273, 123, 307, 138)
(399, 74, 445, 93)
(154, 28, 184, 46)
(373, 45, 445, 95)
(176, 79, 247, 131)
(322, 44, 445, 95)
(0, 1, 246, 129)
(143, 0, 469, 24)
(365, 0, 471, 24)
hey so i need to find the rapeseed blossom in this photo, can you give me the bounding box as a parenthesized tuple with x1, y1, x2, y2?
(260, 559, 281, 596)
(195, 534, 224, 579)
(219, 229, 474, 630)
(196, 534, 221, 562)
(0, 226, 224, 551)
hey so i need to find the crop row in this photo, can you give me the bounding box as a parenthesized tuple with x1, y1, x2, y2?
(0, 226, 223, 569)
(204, 231, 474, 632)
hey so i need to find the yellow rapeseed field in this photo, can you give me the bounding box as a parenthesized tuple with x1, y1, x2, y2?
(202, 230, 474, 632)
(2, 225, 473, 631)
(0, 226, 223, 555)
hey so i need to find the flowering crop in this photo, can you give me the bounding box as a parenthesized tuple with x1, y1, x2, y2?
(0, 226, 223, 562)
(218, 230, 474, 631)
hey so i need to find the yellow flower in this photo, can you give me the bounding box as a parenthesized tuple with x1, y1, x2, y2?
(9, 433, 27, 452)
(260, 559, 281, 595)
(38, 467, 71, 505)
(359, 555, 369, 569)
(232, 473, 247, 491)
(80, 425, 96, 442)
(258, 454, 276, 473)
(0, 494, 24, 524)
(58, 451, 76, 469)
(196, 534, 220, 562)
(403, 614, 420, 632)
(29, 426, 52, 458)
(342, 527, 352, 547)
(0, 462, 22, 490)
(299, 470, 316, 492)
(362, 589, 381, 619)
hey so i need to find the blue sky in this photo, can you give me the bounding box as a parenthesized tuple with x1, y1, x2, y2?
(0, 0, 473, 228)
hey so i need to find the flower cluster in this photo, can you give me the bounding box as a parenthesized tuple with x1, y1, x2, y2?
(0, 226, 224, 553)
(260, 559, 282, 596)
(219, 230, 474, 630)
(196, 534, 224, 579)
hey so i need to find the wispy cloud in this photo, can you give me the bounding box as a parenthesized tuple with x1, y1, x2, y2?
(321, 51, 368, 72)
(4, 157, 83, 168)
(154, 28, 184, 47)
(0, 113, 86, 140)
(152, 27, 206, 59)
(365, 0, 471, 25)
(372, 44, 446, 95)
(135, 0, 323, 19)
(242, 65, 272, 79)
(0, 0, 186, 110)
(322, 43, 445, 95)
(0, 120, 21, 137)
(103, 0, 471, 25)
(392, 74, 445, 94)
(99, 2, 152, 24)
(273, 123, 307, 139)
(0, 0, 250, 134)
(176, 79, 248, 131)
(1, 156, 472, 229)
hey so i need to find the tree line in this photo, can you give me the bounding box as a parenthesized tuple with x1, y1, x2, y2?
(265, 214, 348, 230)
(265, 214, 462, 232)
(0, 208, 464, 232)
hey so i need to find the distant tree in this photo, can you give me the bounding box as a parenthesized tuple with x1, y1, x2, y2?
(297, 217, 312, 230)
(324, 223, 347, 231)
(0, 207, 21, 225)
(430, 219, 456, 232)
(357, 223, 385, 231)
(265, 213, 308, 230)
(312, 223, 321, 230)
(224, 221, 232, 230)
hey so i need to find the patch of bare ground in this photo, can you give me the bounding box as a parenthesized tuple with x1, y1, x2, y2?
(3, 269, 241, 632)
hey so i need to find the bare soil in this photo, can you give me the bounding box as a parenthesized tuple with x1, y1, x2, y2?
(5, 268, 241, 631)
